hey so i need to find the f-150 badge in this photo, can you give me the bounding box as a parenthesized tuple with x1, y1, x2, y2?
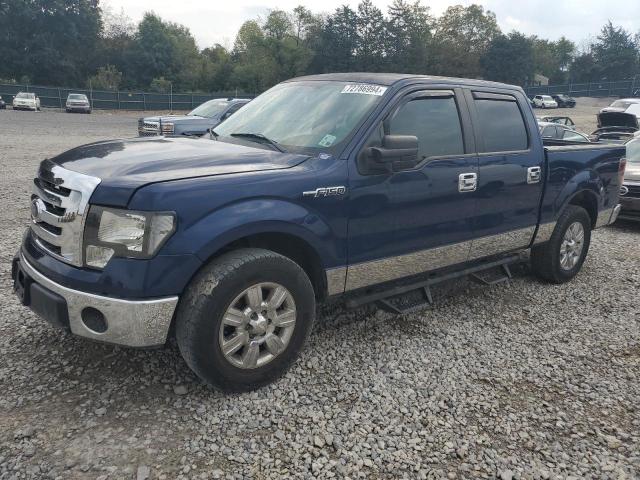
(303, 186, 346, 198)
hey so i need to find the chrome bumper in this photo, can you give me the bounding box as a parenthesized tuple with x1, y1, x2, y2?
(18, 254, 178, 347)
(609, 204, 622, 224)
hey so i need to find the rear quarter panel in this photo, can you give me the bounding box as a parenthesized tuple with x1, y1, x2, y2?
(540, 144, 624, 225)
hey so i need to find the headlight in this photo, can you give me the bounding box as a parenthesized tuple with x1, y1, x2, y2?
(83, 206, 176, 269)
(161, 122, 174, 134)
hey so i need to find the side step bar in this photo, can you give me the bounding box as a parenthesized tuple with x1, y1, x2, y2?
(345, 254, 523, 315)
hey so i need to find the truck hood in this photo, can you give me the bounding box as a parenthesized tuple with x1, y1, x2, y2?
(142, 114, 212, 124)
(51, 136, 310, 206)
(597, 111, 639, 130)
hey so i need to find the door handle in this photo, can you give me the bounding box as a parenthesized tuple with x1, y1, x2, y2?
(527, 166, 542, 184)
(458, 173, 477, 192)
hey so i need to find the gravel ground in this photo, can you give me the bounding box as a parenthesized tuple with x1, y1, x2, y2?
(1, 104, 639, 480)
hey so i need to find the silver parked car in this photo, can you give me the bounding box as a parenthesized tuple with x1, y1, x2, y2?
(618, 137, 640, 222)
(66, 93, 91, 113)
(538, 121, 590, 143)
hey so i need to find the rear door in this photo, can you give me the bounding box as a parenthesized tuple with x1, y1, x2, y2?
(464, 90, 544, 260)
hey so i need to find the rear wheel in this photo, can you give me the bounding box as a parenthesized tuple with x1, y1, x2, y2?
(531, 205, 591, 283)
(176, 248, 316, 392)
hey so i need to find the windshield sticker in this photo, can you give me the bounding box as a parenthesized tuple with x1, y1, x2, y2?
(318, 134, 337, 147)
(341, 84, 387, 96)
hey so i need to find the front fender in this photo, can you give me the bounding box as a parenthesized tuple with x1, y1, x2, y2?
(167, 198, 339, 268)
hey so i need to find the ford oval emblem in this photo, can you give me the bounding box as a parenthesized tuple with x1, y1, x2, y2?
(620, 185, 629, 196)
(31, 198, 46, 222)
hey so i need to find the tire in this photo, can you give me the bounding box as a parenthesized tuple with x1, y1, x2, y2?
(531, 205, 591, 284)
(176, 248, 316, 392)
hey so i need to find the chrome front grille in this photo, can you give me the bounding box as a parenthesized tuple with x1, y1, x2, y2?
(30, 160, 101, 266)
(623, 183, 640, 198)
(138, 119, 160, 136)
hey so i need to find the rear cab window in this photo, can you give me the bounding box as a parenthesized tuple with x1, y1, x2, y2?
(471, 92, 529, 153)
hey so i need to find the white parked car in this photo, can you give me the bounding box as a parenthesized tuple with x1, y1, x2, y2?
(13, 92, 41, 111)
(532, 95, 558, 109)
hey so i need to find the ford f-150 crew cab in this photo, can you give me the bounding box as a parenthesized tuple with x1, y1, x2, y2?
(13, 73, 626, 392)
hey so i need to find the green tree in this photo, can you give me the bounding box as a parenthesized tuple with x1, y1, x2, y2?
(385, 0, 433, 73)
(532, 37, 575, 84)
(570, 53, 598, 82)
(592, 22, 638, 79)
(481, 32, 534, 85)
(200, 44, 233, 91)
(126, 12, 201, 90)
(231, 20, 278, 92)
(149, 76, 172, 93)
(87, 65, 122, 90)
(0, 0, 101, 86)
(320, 6, 359, 72)
(355, 0, 386, 71)
(433, 4, 500, 78)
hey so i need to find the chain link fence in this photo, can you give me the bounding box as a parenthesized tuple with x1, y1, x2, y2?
(524, 78, 640, 98)
(3, 78, 639, 111)
(0, 83, 254, 111)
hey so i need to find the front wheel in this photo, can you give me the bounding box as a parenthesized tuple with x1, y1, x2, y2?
(531, 205, 591, 283)
(176, 248, 316, 392)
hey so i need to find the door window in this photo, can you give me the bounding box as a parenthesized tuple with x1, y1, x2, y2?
(473, 98, 529, 152)
(389, 96, 465, 161)
(541, 125, 558, 138)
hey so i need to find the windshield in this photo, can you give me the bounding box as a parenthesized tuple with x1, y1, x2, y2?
(214, 81, 387, 154)
(189, 100, 229, 118)
(627, 137, 640, 164)
(68, 94, 87, 100)
(542, 96, 553, 101)
(16, 92, 34, 99)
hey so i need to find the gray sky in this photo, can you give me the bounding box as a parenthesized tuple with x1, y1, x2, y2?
(104, 0, 640, 50)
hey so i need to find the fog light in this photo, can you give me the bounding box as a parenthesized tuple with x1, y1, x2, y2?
(86, 245, 114, 268)
(81, 307, 107, 333)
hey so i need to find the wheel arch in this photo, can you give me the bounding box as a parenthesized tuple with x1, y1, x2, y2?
(566, 189, 599, 228)
(211, 231, 328, 300)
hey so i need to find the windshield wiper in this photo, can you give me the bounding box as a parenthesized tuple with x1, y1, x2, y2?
(229, 132, 286, 152)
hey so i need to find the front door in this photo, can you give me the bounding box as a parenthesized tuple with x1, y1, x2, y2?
(345, 87, 479, 291)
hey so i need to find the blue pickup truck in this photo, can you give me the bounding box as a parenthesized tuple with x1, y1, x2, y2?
(13, 73, 625, 391)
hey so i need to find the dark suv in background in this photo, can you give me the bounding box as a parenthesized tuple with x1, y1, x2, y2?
(552, 94, 576, 108)
(138, 98, 250, 137)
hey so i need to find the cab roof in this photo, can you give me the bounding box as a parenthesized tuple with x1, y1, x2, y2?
(286, 72, 522, 91)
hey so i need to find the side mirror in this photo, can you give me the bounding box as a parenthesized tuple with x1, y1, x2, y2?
(367, 135, 419, 170)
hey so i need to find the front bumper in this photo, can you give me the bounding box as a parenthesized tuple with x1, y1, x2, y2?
(12, 252, 178, 347)
(66, 105, 91, 112)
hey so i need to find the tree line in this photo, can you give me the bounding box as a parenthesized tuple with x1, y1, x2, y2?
(1, 0, 639, 94)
